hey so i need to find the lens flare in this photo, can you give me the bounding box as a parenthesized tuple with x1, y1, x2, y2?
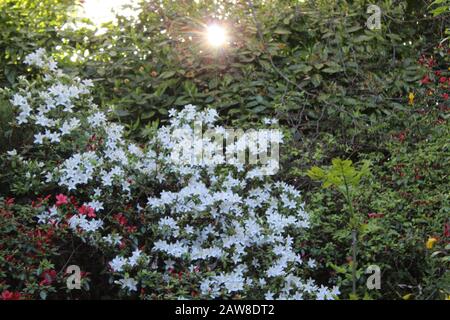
(206, 24, 227, 47)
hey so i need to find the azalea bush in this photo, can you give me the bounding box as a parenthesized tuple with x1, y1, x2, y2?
(0, 49, 339, 299)
(0, 196, 93, 300)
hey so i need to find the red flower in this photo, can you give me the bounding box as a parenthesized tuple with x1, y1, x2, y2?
(126, 225, 137, 233)
(394, 131, 406, 142)
(439, 77, 447, 83)
(114, 213, 128, 226)
(426, 58, 436, 68)
(442, 93, 449, 101)
(39, 269, 57, 286)
(420, 75, 431, 85)
(55, 194, 68, 206)
(78, 205, 96, 218)
(34, 195, 52, 208)
(4, 197, 14, 206)
(1, 290, 21, 300)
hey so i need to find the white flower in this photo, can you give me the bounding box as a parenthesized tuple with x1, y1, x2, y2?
(168, 108, 177, 117)
(44, 172, 53, 183)
(93, 188, 102, 197)
(44, 130, 61, 143)
(103, 234, 122, 246)
(88, 112, 107, 127)
(264, 291, 275, 300)
(110, 256, 127, 272)
(223, 273, 245, 293)
(24, 48, 46, 67)
(184, 225, 194, 234)
(10, 94, 28, 107)
(35, 114, 55, 127)
(60, 118, 80, 135)
(80, 218, 103, 232)
(86, 200, 104, 212)
(34, 132, 45, 144)
(316, 285, 330, 300)
(128, 143, 143, 156)
(36, 206, 59, 224)
(128, 249, 143, 267)
(82, 79, 94, 87)
(153, 240, 188, 258)
(68, 214, 103, 233)
(7, 149, 17, 157)
(266, 261, 286, 277)
(115, 277, 138, 292)
(307, 258, 317, 269)
(164, 259, 176, 270)
(16, 102, 32, 124)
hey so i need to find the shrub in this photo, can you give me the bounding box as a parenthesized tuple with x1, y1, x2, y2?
(0, 49, 338, 299)
(303, 45, 449, 299)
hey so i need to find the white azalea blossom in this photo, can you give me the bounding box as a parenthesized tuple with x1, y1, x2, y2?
(115, 277, 138, 292)
(110, 256, 127, 272)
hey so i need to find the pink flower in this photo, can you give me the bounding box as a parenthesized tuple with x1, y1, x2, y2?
(114, 213, 128, 226)
(55, 194, 68, 206)
(420, 75, 431, 85)
(39, 269, 57, 286)
(5, 197, 14, 206)
(1, 290, 21, 300)
(78, 205, 96, 218)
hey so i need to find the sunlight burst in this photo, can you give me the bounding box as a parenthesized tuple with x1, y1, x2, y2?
(205, 24, 227, 47)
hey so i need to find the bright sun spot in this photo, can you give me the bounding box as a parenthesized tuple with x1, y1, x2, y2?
(206, 24, 227, 47)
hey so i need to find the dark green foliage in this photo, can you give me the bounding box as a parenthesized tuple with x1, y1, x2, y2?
(53, 1, 443, 140)
(0, 0, 74, 86)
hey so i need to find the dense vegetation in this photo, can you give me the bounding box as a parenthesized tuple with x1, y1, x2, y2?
(0, 0, 448, 300)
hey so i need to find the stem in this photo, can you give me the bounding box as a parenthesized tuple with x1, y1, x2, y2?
(351, 229, 357, 296)
(339, 162, 358, 296)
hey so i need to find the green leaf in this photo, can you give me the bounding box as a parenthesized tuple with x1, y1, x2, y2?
(347, 25, 362, 33)
(311, 74, 322, 87)
(159, 71, 176, 79)
(274, 28, 291, 35)
(322, 66, 343, 74)
(354, 35, 373, 43)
